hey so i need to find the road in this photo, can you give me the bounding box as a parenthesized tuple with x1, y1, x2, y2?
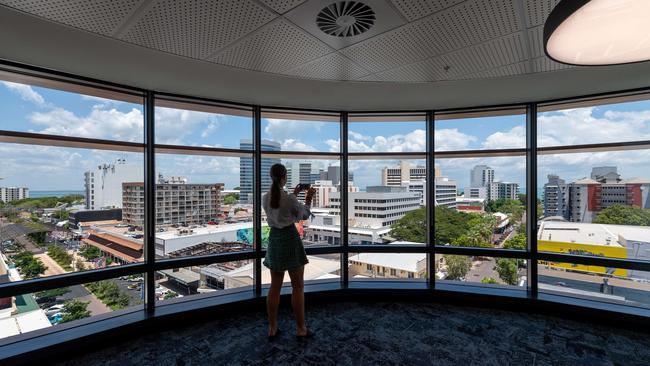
(34, 252, 68, 276)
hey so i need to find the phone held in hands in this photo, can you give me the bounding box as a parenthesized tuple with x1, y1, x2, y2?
(297, 183, 311, 191)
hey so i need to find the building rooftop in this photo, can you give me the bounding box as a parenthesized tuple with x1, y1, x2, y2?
(348, 253, 426, 273)
(156, 222, 255, 241)
(537, 221, 650, 247)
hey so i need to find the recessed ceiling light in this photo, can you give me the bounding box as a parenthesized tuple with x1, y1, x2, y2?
(544, 0, 650, 66)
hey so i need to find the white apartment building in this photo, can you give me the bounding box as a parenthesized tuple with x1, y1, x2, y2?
(468, 187, 488, 200)
(489, 181, 519, 201)
(84, 159, 141, 210)
(329, 187, 421, 228)
(470, 165, 495, 188)
(381, 161, 426, 186)
(311, 180, 358, 208)
(434, 177, 457, 208)
(0, 187, 28, 203)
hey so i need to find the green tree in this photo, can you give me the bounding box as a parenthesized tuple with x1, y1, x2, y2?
(391, 207, 426, 243)
(593, 204, 650, 226)
(80, 245, 101, 260)
(86, 280, 131, 310)
(47, 245, 73, 271)
(481, 277, 498, 284)
(503, 233, 527, 250)
(12, 251, 47, 278)
(60, 300, 91, 323)
(443, 255, 471, 280)
(223, 193, 239, 205)
(434, 206, 471, 245)
(495, 258, 518, 285)
(163, 291, 178, 300)
(35, 287, 70, 302)
(52, 209, 69, 220)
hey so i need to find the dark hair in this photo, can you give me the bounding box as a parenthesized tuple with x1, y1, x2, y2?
(269, 163, 287, 209)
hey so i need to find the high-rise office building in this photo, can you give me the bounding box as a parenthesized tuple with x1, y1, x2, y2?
(0, 187, 28, 203)
(470, 165, 494, 189)
(239, 139, 280, 204)
(84, 159, 141, 210)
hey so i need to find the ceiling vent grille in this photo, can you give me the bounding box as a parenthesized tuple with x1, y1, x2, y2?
(316, 1, 375, 37)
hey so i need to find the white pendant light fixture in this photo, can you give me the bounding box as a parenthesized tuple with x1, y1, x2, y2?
(544, 0, 650, 66)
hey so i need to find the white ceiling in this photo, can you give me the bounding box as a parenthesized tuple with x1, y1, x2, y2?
(1, 0, 650, 111)
(0, 0, 571, 82)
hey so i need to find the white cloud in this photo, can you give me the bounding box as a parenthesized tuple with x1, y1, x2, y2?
(29, 106, 144, 142)
(434, 128, 476, 151)
(2, 81, 45, 106)
(349, 131, 370, 141)
(264, 119, 325, 143)
(281, 139, 316, 151)
(537, 107, 650, 146)
(482, 125, 526, 149)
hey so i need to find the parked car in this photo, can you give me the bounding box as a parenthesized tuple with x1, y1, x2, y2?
(207, 221, 217, 225)
(45, 304, 65, 315)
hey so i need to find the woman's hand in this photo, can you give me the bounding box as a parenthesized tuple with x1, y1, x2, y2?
(293, 185, 302, 196)
(305, 187, 316, 205)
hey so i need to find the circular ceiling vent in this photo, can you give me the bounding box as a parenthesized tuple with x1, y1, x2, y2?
(316, 1, 376, 37)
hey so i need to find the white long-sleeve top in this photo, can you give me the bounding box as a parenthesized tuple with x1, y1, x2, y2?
(262, 190, 311, 229)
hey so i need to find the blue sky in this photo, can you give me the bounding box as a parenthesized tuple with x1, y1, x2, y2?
(1, 80, 650, 193)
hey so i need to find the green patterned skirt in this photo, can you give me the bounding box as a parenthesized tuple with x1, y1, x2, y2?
(263, 224, 309, 272)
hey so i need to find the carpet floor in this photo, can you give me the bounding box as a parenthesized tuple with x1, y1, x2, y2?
(56, 301, 650, 365)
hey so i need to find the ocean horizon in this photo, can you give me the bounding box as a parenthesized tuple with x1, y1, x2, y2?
(30, 190, 85, 198)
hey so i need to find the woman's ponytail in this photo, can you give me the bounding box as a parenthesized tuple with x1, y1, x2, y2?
(269, 163, 286, 209)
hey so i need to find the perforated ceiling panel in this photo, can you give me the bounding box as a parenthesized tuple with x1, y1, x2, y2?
(524, 0, 560, 27)
(363, 32, 528, 82)
(283, 53, 370, 80)
(258, 0, 307, 14)
(0, 0, 576, 83)
(0, 0, 143, 36)
(120, 0, 276, 59)
(341, 0, 520, 74)
(389, 0, 464, 22)
(210, 19, 333, 74)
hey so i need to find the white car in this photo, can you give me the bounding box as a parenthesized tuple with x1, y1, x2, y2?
(45, 304, 64, 315)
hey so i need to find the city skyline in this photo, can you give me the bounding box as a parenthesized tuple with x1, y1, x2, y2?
(2, 81, 650, 191)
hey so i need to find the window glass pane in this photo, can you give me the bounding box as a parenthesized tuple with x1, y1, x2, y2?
(436, 255, 527, 288)
(154, 153, 253, 258)
(261, 111, 339, 152)
(260, 254, 341, 286)
(0, 276, 143, 344)
(347, 159, 426, 245)
(0, 75, 143, 142)
(434, 156, 527, 249)
(539, 261, 650, 309)
(349, 253, 427, 280)
(348, 115, 426, 152)
(538, 96, 650, 147)
(261, 157, 340, 247)
(0, 143, 143, 282)
(155, 99, 252, 149)
(155, 261, 253, 304)
(538, 150, 650, 261)
(435, 110, 525, 151)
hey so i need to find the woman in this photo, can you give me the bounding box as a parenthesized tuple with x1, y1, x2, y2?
(262, 163, 316, 340)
